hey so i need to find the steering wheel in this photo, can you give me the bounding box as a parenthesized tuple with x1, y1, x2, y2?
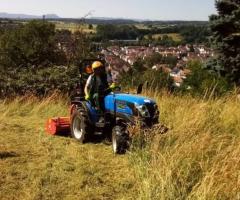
(113, 86, 121, 92)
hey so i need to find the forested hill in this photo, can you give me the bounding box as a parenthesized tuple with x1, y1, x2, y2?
(0, 12, 208, 26)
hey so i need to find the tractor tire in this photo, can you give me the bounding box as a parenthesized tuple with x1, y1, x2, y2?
(70, 109, 92, 143)
(112, 126, 129, 154)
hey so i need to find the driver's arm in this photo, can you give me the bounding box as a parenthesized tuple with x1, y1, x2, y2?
(84, 75, 92, 99)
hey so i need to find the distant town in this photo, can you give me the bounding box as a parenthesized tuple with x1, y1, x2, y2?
(0, 18, 217, 95)
(102, 44, 214, 87)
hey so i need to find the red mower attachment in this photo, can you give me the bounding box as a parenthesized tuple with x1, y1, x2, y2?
(45, 117, 70, 135)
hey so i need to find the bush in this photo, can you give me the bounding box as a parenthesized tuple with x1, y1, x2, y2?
(0, 65, 79, 98)
(120, 55, 176, 91)
(180, 60, 232, 96)
(143, 69, 173, 90)
(120, 68, 173, 91)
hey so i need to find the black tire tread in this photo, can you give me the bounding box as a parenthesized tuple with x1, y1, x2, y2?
(70, 109, 93, 143)
(112, 126, 129, 154)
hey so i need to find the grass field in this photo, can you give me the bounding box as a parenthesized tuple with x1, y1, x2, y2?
(0, 91, 240, 199)
(135, 24, 171, 30)
(144, 33, 183, 42)
(154, 33, 182, 42)
(55, 22, 97, 33)
(54, 22, 182, 42)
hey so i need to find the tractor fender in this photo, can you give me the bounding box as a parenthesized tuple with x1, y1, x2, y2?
(71, 101, 96, 124)
(79, 101, 98, 124)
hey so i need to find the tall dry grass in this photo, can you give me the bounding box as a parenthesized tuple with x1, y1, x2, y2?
(1, 91, 240, 200)
(129, 90, 240, 200)
(0, 94, 137, 200)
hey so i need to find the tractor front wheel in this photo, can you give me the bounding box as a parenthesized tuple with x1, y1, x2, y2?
(71, 110, 92, 143)
(112, 126, 129, 154)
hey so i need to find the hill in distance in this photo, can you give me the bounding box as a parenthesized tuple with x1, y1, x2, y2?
(0, 12, 208, 26)
(0, 12, 60, 19)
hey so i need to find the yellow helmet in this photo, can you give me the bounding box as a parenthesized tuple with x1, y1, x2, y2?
(92, 61, 104, 70)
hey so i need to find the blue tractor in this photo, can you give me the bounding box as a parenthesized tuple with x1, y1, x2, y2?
(70, 59, 160, 154)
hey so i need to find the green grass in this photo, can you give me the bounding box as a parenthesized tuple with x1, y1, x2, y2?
(1, 91, 240, 199)
(135, 24, 171, 30)
(135, 24, 152, 30)
(154, 33, 182, 41)
(144, 33, 183, 42)
(55, 22, 97, 33)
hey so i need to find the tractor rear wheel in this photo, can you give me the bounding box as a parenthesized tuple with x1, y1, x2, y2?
(70, 109, 92, 143)
(112, 126, 129, 154)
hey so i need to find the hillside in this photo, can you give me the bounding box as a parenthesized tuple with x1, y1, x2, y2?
(0, 91, 240, 199)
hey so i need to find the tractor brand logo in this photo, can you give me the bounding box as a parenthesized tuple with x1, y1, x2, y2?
(116, 100, 127, 109)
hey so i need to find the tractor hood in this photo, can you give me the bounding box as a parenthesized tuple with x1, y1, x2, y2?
(104, 93, 156, 114)
(104, 92, 159, 125)
(111, 93, 156, 105)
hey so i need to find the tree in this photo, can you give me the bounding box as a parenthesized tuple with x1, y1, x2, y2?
(144, 53, 177, 68)
(182, 60, 231, 96)
(180, 25, 211, 44)
(158, 35, 178, 46)
(147, 34, 153, 41)
(162, 56, 178, 68)
(145, 53, 163, 67)
(72, 31, 92, 64)
(95, 24, 138, 41)
(0, 20, 92, 97)
(133, 58, 146, 72)
(209, 0, 240, 85)
(88, 24, 93, 29)
(0, 20, 66, 67)
(142, 69, 173, 90)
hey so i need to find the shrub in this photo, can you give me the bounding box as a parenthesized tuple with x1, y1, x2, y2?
(0, 65, 79, 98)
(120, 68, 173, 92)
(180, 60, 232, 96)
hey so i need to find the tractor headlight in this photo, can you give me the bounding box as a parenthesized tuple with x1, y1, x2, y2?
(135, 104, 150, 118)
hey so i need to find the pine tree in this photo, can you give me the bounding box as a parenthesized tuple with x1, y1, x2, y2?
(209, 0, 240, 85)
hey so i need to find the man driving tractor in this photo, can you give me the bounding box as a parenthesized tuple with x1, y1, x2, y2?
(84, 61, 115, 113)
(46, 59, 161, 154)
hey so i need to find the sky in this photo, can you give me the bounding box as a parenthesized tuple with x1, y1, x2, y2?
(0, 0, 217, 21)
